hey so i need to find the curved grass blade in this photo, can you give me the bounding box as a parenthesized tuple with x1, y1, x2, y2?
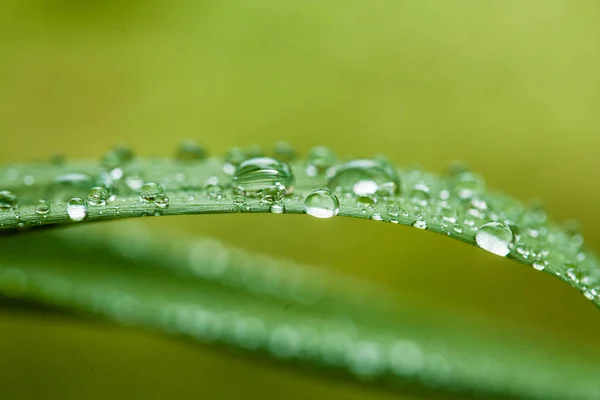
(1, 223, 599, 400)
(1, 147, 598, 307)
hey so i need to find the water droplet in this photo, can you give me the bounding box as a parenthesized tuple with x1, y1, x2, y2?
(155, 193, 169, 208)
(440, 207, 457, 224)
(356, 195, 375, 208)
(532, 259, 548, 271)
(452, 172, 484, 200)
(206, 184, 224, 200)
(223, 147, 246, 175)
(140, 182, 163, 202)
(101, 145, 134, 170)
(125, 175, 144, 191)
(269, 202, 285, 214)
(67, 198, 87, 221)
(305, 147, 337, 177)
(246, 145, 265, 159)
(233, 157, 293, 197)
(410, 183, 430, 206)
(273, 142, 296, 162)
(412, 220, 427, 230)
(304, 189, 339, 219)
(387, 202, 400, 223)
(34, 199, 51, 215)
(475, 222, 514, 256)
(87, 187, 108, 206)
(327, 159, 399, 197)
(514, 244, 532, 259)
(233, 196, 248, 211)
(259, 182, 285, 204)
(565, 265, 582, 283)
(0, 191, 17, 210)
(175, 140, 207, 162)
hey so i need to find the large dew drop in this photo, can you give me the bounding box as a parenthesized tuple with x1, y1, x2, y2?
(475, 221, 514, 256)
(67, 198, 88, 221)
(232, 157, 293, 197)
(326, 159, 400, 197)
(304, 189, 340, 218)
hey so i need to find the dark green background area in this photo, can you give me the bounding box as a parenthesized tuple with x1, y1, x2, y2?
(1, 1, 599, 399)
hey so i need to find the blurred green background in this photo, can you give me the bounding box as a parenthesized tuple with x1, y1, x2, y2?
(1, 1, 600, 399)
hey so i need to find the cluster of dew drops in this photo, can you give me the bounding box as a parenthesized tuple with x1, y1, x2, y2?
(0, 141, 598, 301)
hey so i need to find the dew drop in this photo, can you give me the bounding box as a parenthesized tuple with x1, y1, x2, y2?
(175, 140, 207, 162)
(87, 187, 108, 206)
(0, 191, 17, 210)
(206, 184, 224, 200)
(305, 146, 337, 177)
(532, 259, 548, 271)
(475, 222, 514, 257)
(101, 145, 134, 170)
(326, 159, 400, 197)
(223, 147, 247, 175)
(304, 189, 339, 219)
(410, 183, 430, 206)
(387, 202, 400, 223)
(412, 220, 427, 230)
(273, 142, 296, 162)
(125, 175, 144, 191)
(452, 172, 485, 200)
(155, 193, 170, 208)
(34, 199, 51, 215)
(140, 182, 163, 202)
(258, 182, 286, 204)
(67, 198, 87, 221)
(233, 157, 293, 197)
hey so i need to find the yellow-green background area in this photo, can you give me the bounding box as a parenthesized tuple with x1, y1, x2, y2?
(1, 1, 600, 399)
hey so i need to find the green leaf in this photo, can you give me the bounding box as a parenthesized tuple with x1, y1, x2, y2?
(1, 147, 600, 399)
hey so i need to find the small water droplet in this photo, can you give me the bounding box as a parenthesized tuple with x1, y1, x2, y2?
(410, 183, 430, 206)
(387, 202, 400, 223)
(305, 147, 337, 177)
(532, 259, 548, 271)
(269, 202, 285, 214)
(258, 182, 286, 204)
(233, 157, 293, 197)
(233, 196, 248, 211)
(565, 265, 582, 283)
(0, 191, 17, 210)
(514, 244, 532, 259)
(273, 142, 296, 162)
(327, 159, 400, 197)
(155, 193, 169, 208)
(125, 175, 144, 191)
(452, 172, 484, 200)
(175, 140, 207, 162)
(223, 147, 247, 175)
(140, 182, 163, 202)
(67, 198, 87, 221)
(412, 220, 427, 230)
(206, 184, 224, 200)
(87, 187, 108, 206)
(34, 199, 51, 215)
(475, 222, 514, 257)
(440, 207, 457, 224)
(304, 189, 339, 219)
(246, 145, 265, 159)
(356, 195, 375, 208)
(101, 145, 134, 170)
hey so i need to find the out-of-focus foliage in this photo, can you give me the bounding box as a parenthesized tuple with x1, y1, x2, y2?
(1, 1, 600, 399)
